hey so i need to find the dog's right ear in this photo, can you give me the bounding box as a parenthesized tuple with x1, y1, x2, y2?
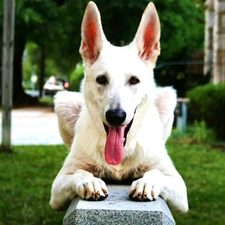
(79, 1, 106, 65)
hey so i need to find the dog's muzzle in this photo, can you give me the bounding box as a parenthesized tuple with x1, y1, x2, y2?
(103, 109, 133, 166)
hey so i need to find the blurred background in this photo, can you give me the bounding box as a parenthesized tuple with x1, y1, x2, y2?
(0, 0, 206, 104)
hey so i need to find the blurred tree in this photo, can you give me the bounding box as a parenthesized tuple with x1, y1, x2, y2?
(23, 42, 59, 89)
(91, 0, 205, 63)
(0, 0, 205, 105)
(12, 0, 68, 103)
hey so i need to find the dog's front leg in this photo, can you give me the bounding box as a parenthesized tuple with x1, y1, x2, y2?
(129, 169, 163, 201)
(73, 169, 108, 200)
(50, 169, 108, 211)
(129, 169, 188, 213)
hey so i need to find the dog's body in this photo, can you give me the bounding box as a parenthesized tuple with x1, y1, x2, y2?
(50, 1, 188, 213)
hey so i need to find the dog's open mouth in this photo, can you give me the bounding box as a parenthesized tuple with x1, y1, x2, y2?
(103, 120, 133, 166)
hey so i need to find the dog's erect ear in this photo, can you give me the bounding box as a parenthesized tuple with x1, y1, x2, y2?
(131, 3, 160, 65)
(79, 1, 106, 65)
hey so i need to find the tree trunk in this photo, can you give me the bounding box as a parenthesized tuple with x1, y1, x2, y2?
(13, 28, 38, 106)
(13, 33, 25, 99)
(39, 44, 45, 98)
(1, 0, 15, 153)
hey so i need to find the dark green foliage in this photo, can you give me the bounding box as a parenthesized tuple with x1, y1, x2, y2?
(170, 121, 216, 144)
(91, 0, 205, 63)
(69, 63, 84, 92)
(187, 84, 225, 140)
(0, 0, 205, 104)
(154, 63, 210, 97)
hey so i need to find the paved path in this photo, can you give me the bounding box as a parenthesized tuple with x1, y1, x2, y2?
(0, 107, 63, 145)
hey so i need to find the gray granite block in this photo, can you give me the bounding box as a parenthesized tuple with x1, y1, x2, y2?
(63, 185, 175, 225)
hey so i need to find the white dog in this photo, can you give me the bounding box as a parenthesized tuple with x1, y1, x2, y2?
(50, 1, 188, 213)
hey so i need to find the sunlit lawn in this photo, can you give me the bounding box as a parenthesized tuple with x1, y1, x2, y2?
(167, 142, 225, 225)
(0, 142, 224, 225)
(0, 145, 66, 225)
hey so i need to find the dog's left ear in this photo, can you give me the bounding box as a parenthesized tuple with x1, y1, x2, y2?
(131, 3, 160, 66)
(79, 1, 107, 66)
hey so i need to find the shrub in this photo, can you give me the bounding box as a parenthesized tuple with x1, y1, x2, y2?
(187, 83, 225, 140)
(187, 120, 216, 144)
(69, 63, 84, 92)
(170, 121, 216, 144)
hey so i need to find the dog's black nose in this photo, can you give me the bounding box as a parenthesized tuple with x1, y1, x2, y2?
(106, 109, 126, 126)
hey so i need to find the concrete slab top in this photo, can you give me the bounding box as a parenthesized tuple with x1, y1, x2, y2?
(64, 185, 175, 225)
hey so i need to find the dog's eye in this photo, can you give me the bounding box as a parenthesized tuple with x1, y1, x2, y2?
(96, 75, 108, 85)
(129, 76, 140, 85)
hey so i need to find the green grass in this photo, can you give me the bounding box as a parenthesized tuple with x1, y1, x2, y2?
(167, 142, 225, 224)
(0, 143, 225, 225)
(38, 97, 54, 107)
(0, 145, 67, 225)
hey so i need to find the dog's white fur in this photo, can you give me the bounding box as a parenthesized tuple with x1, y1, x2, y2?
(50, 1, 188, 213)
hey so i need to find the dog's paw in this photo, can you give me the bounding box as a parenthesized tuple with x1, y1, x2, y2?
(129, 169, 164, 201)
(76, 176, 108, 201)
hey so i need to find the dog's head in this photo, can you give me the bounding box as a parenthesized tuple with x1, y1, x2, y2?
(79, 1, 160, 165)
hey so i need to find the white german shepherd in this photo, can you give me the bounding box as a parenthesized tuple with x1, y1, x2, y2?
(50, 1, 188, 213)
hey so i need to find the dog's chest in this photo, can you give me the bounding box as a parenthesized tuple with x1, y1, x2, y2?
(87, 162, 151, 181)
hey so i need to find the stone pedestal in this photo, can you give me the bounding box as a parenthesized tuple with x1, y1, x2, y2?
(63, 185, 175, 225)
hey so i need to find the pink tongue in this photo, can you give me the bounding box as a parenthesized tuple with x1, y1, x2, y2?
(105, 126, 125, 165)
